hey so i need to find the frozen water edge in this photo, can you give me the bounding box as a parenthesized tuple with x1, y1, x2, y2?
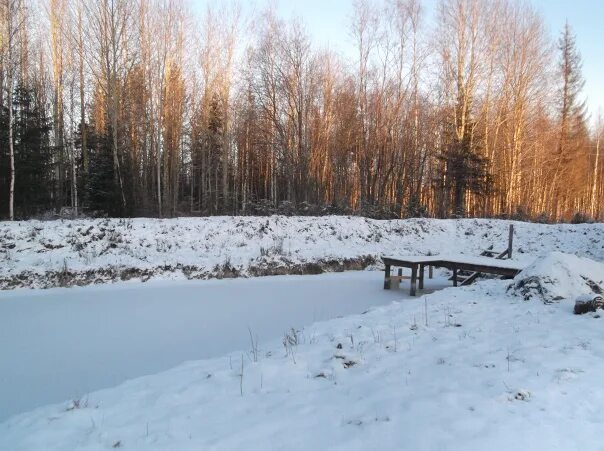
(0, 270, 450, 422)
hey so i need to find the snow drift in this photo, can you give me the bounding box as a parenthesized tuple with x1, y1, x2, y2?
(510, 251, 604, 303)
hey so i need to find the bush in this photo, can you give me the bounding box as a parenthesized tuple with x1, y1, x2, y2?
(509, 206, 531, 222)
(358, 201, 399, 220)
(570, 212, 593, 224)
(245, 199, 361, 218)
(276, 201, 296, 216)
(405, 199, 428, 218)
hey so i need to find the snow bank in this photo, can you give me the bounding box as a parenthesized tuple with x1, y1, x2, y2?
(510, 252, 604, 303)
(1, 216, 603, 290)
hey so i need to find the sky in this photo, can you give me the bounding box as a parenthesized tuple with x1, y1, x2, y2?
(193, 0, 604, 119)
(531, 0, 604, 119)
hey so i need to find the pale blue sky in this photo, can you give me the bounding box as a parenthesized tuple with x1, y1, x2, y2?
(193, 0, 604, 118)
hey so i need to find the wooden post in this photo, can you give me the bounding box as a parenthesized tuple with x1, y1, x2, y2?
(429, 265, 433, 279)
(384, 264, 391, 290)
(394, 268, 402, 289)
(508, 224, 514, 259)
(453, 267, 458, 287)
(419, 264, 424, 290)
(410, 265, 417, 296)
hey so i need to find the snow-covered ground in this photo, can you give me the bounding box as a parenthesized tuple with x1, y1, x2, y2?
(1, 217, 604, 450)
(1, 216, 603, 289)
(2, 260, 603, 450)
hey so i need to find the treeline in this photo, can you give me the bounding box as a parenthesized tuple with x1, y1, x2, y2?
(0, 0, 602, 221)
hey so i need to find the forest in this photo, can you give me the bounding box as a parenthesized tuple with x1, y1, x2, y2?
(0, 0, 601, 221)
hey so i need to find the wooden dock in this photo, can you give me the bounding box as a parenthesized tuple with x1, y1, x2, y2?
(383, 224, 522, 296)
(382, 254, 524, 296)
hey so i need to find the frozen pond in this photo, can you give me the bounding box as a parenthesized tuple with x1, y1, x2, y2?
(0, 271, 448, 421)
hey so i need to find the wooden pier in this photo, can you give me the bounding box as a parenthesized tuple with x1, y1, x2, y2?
(383, 224, 523, 296)
(382, 254, 524, 296)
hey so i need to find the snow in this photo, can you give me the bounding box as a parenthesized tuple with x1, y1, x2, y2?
(510, 251, 604, 303)
(3, 274, 604, 450)
(384, 253, 525, 270)
(2, 217, 604, 450)
(1, 216, 603, 289)
(0, 271, 450, 422)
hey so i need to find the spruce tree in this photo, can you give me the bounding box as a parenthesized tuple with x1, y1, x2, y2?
(80, 121, 120, 217)
(436, 122, 492, 218)
(558, 22, 588, 154)
(0, 84, 52, 218)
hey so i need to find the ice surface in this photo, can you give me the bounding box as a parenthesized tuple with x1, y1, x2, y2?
(0, 271, 449, 422)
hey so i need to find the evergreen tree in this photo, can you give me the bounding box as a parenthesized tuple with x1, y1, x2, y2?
(558, 22, 588, 153)
(0, 84, 53, 218)
(78, 121, 120, 216)
(207, 92, 224, 213)
(436, 123, 492, 218)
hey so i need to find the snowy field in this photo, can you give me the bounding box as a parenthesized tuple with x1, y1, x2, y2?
(1, 217, 604, 450)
